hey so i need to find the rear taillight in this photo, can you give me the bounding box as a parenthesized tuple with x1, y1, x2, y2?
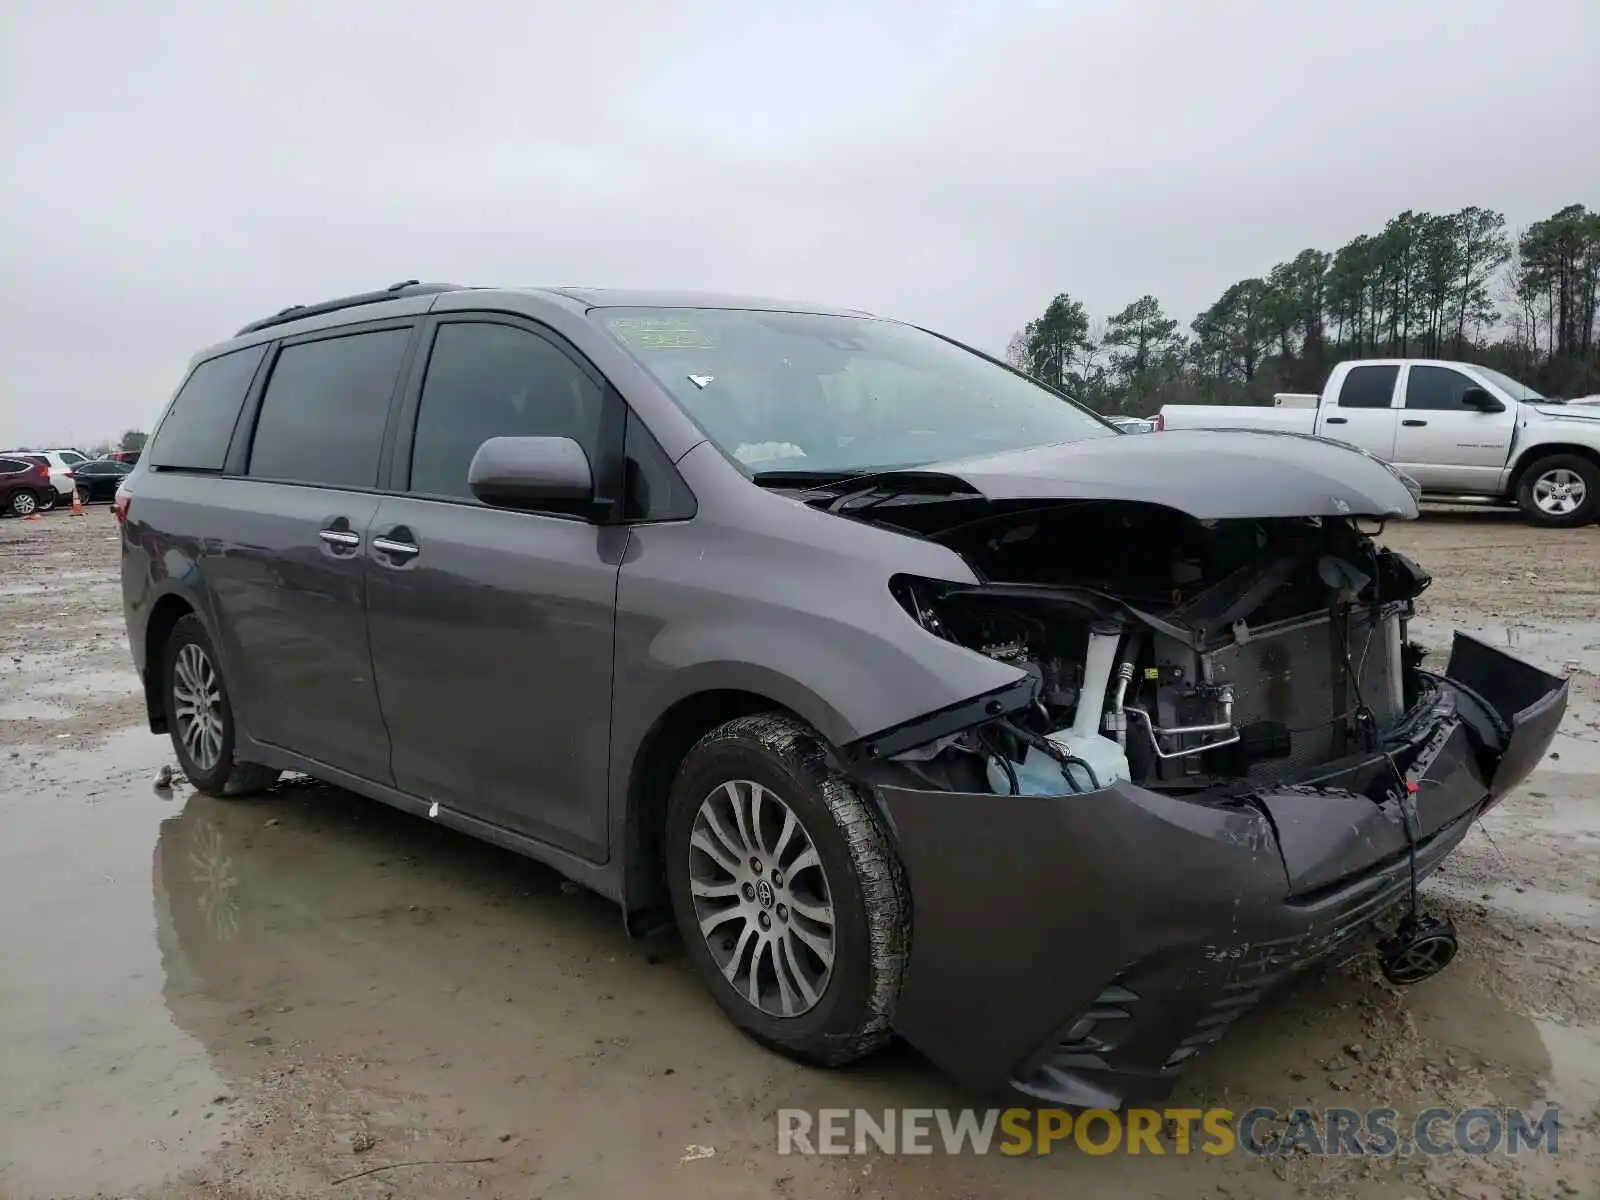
(37, 465, 49, 479)
(63, 470, 74, 479)
(114, 492, 131, 524)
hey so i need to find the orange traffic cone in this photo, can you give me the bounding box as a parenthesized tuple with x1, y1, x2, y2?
(70, 489, 85, 516)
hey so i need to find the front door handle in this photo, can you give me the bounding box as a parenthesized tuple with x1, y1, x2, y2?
(319, 528, 362, 548)
(1325, 416, 1348, 425)
(1402, 419, 1428, 427)
(372, 535, 420, 561)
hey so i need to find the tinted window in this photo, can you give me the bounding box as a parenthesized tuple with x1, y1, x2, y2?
(1336, 365, 1400, 409)
(58, 451, 86, 465)
(0, 457, 28, 474)
(249, 329, 411, 488)
(148, 345, 267, 470)
(409, 322, 603, 499)
(1405, 365, 1480, 410)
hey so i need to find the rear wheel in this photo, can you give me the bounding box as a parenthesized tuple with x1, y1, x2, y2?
(664, 712, 908, 1067)
(7, 489, 41, 517)
(37, 491, 56, 512)
(1516, 454, 1600, 527)
(162, 615, 281, 796)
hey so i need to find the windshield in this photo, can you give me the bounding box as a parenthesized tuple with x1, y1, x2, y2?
(597, 307, 1113, 474)
(1472, 366, 1544, 402)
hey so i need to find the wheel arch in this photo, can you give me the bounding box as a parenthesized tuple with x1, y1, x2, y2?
(620, 687, 813, 928)
(141, 592, 199, 734)
(1507, 442, 1600, 496)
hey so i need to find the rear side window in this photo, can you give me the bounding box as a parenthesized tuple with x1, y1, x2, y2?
(148, 345, 267, 470)
(1336, 365, 1400, 409)
(0, 457, 28, 474)
(408, 321, 603, 499)
(1405, 365, 1479, 410)
(249, 328, 411, 488)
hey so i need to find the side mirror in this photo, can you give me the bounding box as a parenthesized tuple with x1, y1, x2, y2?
(468, 436, 593, 508)
(1460, 387, 1505, 413)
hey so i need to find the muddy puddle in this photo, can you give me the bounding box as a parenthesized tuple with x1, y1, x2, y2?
(0, 730, 234, 1197)
(2, 727, 1595, 1199)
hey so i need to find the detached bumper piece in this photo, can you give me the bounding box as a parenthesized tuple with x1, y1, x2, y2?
(873, 635, 1566, 1108)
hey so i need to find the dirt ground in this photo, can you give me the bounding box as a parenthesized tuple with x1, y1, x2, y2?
(2, 506, 1598, 1200)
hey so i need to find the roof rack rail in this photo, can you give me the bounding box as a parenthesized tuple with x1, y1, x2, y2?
(234, 279, 462, 337)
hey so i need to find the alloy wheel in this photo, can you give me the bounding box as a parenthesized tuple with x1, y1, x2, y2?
(173, 642, 224, 772)
(1532, 468, 1587, 516)
(688, 778, 836, 1018)
(13, 491, 37, 516)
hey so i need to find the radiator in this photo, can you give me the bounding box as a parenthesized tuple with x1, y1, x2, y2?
(1204, 602, 1405, 778)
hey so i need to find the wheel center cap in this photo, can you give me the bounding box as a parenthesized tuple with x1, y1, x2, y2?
(755, 879, 776, 909)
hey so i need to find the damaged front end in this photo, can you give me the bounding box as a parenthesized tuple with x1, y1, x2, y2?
(832, 497, 1568, 1108)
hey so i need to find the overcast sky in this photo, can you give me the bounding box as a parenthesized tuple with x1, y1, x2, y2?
(2, 0, 1596, 446)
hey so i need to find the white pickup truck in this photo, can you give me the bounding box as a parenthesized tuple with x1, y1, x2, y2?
(1157, 359, 1600, 527)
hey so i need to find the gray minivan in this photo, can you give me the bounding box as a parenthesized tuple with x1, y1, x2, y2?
(120, 281, 1565, 1105)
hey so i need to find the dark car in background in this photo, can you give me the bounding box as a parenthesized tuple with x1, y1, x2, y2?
(72, 458, 132, 503)
(116, 281, 1567, 1106)
(0, 455, 56, 517)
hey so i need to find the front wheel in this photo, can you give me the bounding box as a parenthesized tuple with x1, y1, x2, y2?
(1516, 454, 1600, 527)
(664, 713, 908, 1067)
(162, 614, 281, 796)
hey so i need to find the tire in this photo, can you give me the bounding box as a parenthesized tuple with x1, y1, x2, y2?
(38, 491, 56, 512)
(664, 712, 908, 1067)
(1515, 453, 1600, 528)
(162, 614, 281, 796)
(7, 489, 41, 517)
(75, 486, 90, 507)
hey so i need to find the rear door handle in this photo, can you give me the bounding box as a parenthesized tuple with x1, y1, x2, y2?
(1325, 416, 1348, 425)
(319, 528, 362, 548)
(1402, 419, 1427, 427)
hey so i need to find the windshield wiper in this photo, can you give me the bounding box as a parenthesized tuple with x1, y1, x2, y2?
(750, 469, 870, 491)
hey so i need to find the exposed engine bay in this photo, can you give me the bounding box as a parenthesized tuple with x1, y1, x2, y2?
(876, 501, 1433, 796)
(769, 434, 1568, 1104)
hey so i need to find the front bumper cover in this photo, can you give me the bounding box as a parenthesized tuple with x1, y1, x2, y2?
(870, 634, 1567, 1108)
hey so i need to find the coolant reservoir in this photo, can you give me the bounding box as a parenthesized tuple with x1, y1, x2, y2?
(984, 731, 1130, 795)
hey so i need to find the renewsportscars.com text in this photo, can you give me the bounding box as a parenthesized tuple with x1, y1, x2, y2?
(776, 1106, 1561, 1158)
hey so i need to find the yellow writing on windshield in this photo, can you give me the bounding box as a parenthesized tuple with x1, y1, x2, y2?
(610, 316, 715, 351)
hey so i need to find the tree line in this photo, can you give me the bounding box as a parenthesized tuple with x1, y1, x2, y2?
(1006, 203, 1600, 414)
(8, 429, 147, 458)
